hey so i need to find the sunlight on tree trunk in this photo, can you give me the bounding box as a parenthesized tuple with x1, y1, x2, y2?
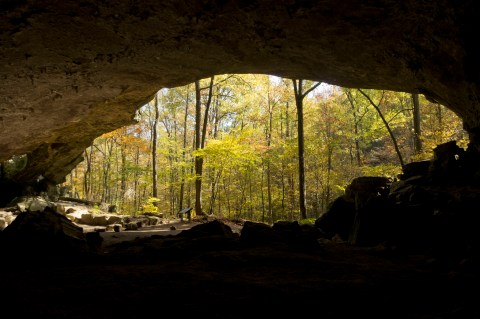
(266, 88, 274, 223)
(194, 80, 203, 216)
(292, 79, 321, 220)
(152, 93, 159, 199)
(120, 140, 126, 212)
(194, 77, 214, 216)
(179, 84, 191, 211)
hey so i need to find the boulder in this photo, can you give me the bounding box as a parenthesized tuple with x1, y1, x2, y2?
(0, 207, 94, 262)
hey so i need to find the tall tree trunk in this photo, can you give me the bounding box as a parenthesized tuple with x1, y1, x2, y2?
(284, 101, 294, 220)
(436, 103, 443, 144)
(120, 142, 126, 212)
(345, 90, 362, 166)
(194, 76, 214, 216)
(101, 139, 113, 204)
(173, 106, 179, 214)
(292, 79, 321, 220)
(412, 93, 422, 154)
(266, 91, 274, 223)
(134, 146, 140, 211)
(286, 102, 290, 139)
(201, 77, 214, 149)
(69, 168, 75, 197)
(152, 93, 160, 199)
(194, 80, 203, 216)
(169, 164, 175, 215)
(188, 162, 194, 208)
(83, 147, 92, 200)
(179, 85, 190, 210)
(295, 92, 307, 220)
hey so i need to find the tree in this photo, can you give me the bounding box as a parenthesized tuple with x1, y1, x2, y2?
(357, 89, 405, 170)
(179, 84, 192, 211)
(345, 89, 363, 166)
(412, 93, 422, 154)
(194, 76, 214, 216)
(152, 92, 160, 199)
(61, 75, 468, 223)
(292, 79, 321, 220)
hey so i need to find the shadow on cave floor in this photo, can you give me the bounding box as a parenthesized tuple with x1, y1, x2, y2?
(1, 215, 479, 319)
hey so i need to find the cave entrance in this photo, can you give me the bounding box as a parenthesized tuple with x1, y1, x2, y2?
(57, 74, 467, 224)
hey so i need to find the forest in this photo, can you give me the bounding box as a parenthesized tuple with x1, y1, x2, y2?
(60, 74, 468, 224)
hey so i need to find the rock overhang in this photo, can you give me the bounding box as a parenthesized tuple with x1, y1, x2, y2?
(0, 0, 479, 200)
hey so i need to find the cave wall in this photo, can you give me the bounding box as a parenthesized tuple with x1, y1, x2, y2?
(1, 0, 479, 200)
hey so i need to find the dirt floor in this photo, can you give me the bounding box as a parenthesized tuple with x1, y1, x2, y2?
(1, 217, 479, 319)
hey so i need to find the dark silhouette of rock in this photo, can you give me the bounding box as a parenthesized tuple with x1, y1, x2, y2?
(0, 206, 94, 263)
(315, 140, 480, 261)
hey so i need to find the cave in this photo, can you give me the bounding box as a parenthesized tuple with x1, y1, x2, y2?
(2, 0, 480, 202)
(1, 1, 480, 318)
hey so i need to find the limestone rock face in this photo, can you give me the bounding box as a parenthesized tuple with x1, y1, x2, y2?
(0, 0, 479, 199)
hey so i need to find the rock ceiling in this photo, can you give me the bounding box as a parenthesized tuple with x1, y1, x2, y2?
(0, 0, 479, 198)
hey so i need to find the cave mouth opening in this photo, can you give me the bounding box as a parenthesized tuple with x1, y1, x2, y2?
(48, 74, 468, 224)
